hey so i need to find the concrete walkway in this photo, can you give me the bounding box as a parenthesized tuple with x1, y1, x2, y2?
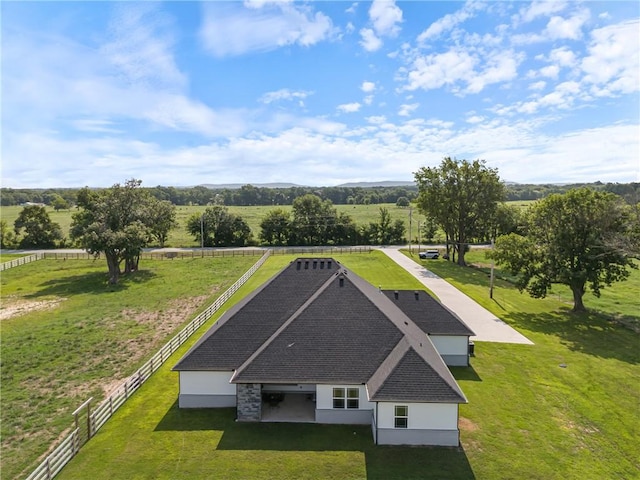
(379, 248, 533, 345)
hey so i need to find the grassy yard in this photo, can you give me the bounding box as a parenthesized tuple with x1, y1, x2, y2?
(52, 251, 639, 480)
(0, 255, 259, 480)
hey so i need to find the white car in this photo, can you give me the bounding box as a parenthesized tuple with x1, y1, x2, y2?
(418, 250, 439, 259)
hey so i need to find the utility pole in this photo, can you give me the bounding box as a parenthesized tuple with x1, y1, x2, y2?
(489, 237, 495, 298)
(200, 213, 204, 258)
(408, 207, 412, 254)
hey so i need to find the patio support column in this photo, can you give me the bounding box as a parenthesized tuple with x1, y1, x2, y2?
(237, 383, 262, 422)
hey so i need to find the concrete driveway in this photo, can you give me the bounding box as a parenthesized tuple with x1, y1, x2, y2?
(379, 248, 533, 345)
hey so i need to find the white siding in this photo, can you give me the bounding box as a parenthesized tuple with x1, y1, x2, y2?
(429, 335, 468, 356)
(316, 384, 374, 411)
(262, 384, 316, 393)
(377, 402, 458, 430)
(179, 371, 236, 396)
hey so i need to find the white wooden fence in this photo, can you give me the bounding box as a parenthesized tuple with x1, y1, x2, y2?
(0, 253, 43, 271)
(24, 250, 271, 480)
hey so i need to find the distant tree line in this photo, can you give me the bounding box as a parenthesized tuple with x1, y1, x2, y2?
(0, 185, 418, 207)
(2, 182, 637, 207)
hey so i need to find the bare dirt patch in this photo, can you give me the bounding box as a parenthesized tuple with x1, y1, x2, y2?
(0, 298, 66, 321)
(459, 416, 479, 432)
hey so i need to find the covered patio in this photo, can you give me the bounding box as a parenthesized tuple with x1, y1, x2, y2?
(261, 393, 316, 423)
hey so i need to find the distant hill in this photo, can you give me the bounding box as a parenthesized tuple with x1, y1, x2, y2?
(335, 181, 416, 188)
(197, 181, 417, 189)
(198, 183, 305, 189)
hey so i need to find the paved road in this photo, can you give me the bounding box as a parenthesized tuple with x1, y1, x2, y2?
(379, 248, 533, 345)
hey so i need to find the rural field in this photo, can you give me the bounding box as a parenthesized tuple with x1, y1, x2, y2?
(1, 203, 416, 248)
(2, 250, 637, 479)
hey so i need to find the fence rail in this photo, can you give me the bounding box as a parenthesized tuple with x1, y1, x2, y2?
(25, 250, 271, 480)
(38, 246, 372, 261)
(0, 253, 43, 271)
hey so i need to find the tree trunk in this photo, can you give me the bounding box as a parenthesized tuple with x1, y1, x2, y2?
(457, 243, 467, 266)
(571, 284, 586, 312)
(105, 252, 121, 285)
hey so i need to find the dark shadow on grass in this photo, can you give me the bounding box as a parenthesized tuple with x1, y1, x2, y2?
(504, 308, 639, 365)
(450, 365, 482, 382)
(25, 270, 157, 297)
(156, 401, 475, 479)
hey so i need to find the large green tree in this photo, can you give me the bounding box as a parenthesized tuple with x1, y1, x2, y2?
(259, 208, 291, 246)
(146, 200, 177, 247)
(70, 179, 173, 284)
(291, 194, 330, 245)
(14, 205, 63, 248)
(186, 205, 252, 247)
(488, 188, 636, 312)
(414, 158, 505, 265)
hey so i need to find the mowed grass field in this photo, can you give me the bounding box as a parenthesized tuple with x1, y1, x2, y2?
(1, 255, 260, 480)
(1, 203, 415, 248)
(6, 251, 632, 480)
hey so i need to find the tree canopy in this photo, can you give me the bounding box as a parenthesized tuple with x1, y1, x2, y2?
(13, 205, 63, 248)
(70, 179, 176, 284)
(488, 188, 637, 312)
(186, 206, 252, 247)
(414, 158, 505, 265)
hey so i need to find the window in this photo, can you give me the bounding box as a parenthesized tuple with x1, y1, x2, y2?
(333, 387, 360, 409)
(347, 388, 359, 409)
(394, 405, 408, 428)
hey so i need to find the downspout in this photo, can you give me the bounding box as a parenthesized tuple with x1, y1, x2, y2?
(375, 402, 379, 445)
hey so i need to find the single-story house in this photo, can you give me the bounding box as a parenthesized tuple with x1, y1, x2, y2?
(173, 258, 473, 446)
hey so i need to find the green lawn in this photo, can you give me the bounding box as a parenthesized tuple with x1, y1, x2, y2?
(1, 255, 259, 480)
(53, 251, 639, 480)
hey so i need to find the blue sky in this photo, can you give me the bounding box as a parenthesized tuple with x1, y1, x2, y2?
(2, 1, 639, 188)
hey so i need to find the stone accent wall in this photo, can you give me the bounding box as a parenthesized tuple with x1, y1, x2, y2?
(237, 383, 261, 422)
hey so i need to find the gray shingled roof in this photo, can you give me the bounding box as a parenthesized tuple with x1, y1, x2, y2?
(382, 290, 475, 336)
(174, 257, 467, 404)
(368, 344, 466, 402)
(173, 259, 337, 371)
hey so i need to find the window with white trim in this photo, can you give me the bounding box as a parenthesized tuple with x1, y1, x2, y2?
(394, 405, 408, 428)
(332, 387, 359, 409)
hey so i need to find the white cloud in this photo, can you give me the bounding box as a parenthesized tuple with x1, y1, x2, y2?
(398, 103, 418, 117)
(337, 102, 362, 113)
(200, 2, 335, 57)
(369, 0, 403, 37)
(465, 50, 522, 94)
(358, 0, 402, 52)
(515, 1, 568, 24)
(529, 81, 547, 90)
(101, 3, 185, 89)
(539, 65, 560, 78)
(581, 19, 640, 96)
(2, 9, 254, 140)
(418, 1, 481, 42)
(361, 81, 376, 93)
(260, 89, 312, 104)
(545, 9, 590, 40)
(511, 8, 591, 45)
(366, 115, 387, 124)
(466, 115, 484, 124)
(548, 47, 577, 67)
(345, 3, 358, 14)
(404, 48, 477, 91)
(363, 95, 374, 105)
(403, 48, 522, 94)
(359, 28, 382, 52)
